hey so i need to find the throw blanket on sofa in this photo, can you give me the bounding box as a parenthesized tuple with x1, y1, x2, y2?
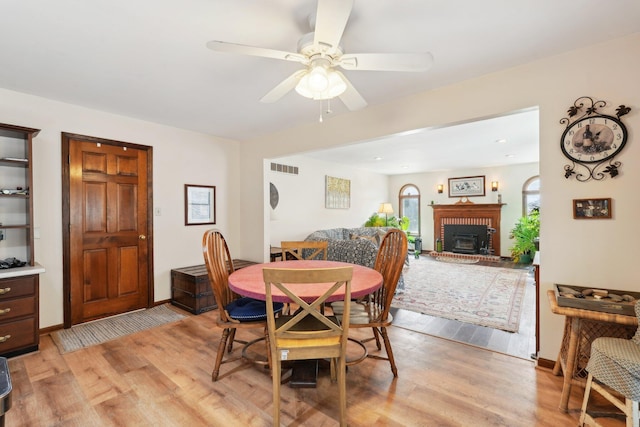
(304, 227, 406, 291)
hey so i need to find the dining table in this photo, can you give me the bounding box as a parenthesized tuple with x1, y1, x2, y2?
(228, 259, 383, 387)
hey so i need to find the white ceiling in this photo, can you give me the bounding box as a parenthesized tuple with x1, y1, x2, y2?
(1, 1, 639, 172)
(302, 108, 540, 175)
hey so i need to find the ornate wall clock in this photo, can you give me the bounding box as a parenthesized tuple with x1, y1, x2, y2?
(559, 96, 631, 181)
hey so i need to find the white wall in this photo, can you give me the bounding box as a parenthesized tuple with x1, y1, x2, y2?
(242, 33, 640, 362)
(388, 162, 539, 257)
(268, 155, 388, 246)
(0, 88, 241, 328)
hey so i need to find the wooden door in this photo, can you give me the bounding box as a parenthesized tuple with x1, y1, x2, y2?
(62, 134, 153, 326)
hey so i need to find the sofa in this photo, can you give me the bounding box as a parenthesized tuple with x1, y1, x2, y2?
(304, 226, 405, 290)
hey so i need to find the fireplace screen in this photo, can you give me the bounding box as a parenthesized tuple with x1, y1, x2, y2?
(443, 224, 489, 254)
(452, 234, 479, 254)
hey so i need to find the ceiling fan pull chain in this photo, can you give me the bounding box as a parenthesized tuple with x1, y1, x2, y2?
(319, 101, 324, 123)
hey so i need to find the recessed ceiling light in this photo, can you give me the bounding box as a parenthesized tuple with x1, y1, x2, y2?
(374, 156, 382, 161)
(505, 154, 515, 158)
(496, 139, 507, 143)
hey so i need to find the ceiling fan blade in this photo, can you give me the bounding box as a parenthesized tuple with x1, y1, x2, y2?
(206, 40, 308, 64)
(338, 52, 434, 72)
(335, 71, 367, 111)
(260, 70, 307, 104)
(313, 0, 354, 53)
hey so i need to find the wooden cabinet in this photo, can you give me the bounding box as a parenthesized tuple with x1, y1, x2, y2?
(0, 274, 39, 356)
(0, 123, 44, 357)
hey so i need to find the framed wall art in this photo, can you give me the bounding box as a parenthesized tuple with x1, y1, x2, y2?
(448, 175, 486, 197)
(325, 175, 350, 209)
(573, 198, 612, 219)
(185, 184, 216, 225)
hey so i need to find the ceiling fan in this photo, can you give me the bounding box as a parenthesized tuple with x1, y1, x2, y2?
(206, 0, 434, 111)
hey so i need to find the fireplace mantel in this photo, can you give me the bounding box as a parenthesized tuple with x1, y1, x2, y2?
(431, 203, 505, 255)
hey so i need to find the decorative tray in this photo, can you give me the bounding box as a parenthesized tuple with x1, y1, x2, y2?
(554, 284, 639, 317)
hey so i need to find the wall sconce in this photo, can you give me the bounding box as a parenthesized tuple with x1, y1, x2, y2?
(491, 181, 499, 192)
(437, 184, 444, 194)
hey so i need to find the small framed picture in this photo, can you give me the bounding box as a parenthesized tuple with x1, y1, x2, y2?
(573, 198, 612, 219)
(448, 175, 486, 197)
(185, 184, 216, 225)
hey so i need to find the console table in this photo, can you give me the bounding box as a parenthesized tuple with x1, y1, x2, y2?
(547, 290, 637, 412)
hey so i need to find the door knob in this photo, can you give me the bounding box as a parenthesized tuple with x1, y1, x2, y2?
(139, 235, 146, 240)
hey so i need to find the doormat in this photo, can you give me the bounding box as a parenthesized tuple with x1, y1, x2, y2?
(393, 257, 527, 332)
(51, 304, 187, 354)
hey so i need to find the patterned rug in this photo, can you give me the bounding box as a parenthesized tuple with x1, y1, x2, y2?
(51, 304, 187, 353)
(393, 257, 527, 332)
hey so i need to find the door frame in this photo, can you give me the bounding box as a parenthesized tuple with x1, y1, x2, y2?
(61, 133, 154, 328)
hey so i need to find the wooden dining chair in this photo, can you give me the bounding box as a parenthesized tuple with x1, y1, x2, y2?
(332, 228, 407, 377)
(263, 266, 353, 427)
(280, 240, 328, 261)
(202, 229, 283, 381)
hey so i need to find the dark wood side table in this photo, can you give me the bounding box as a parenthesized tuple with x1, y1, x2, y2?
(547, 290, 637, 412)
(270, 247, 282, 262)
(170, 259, 258, 314)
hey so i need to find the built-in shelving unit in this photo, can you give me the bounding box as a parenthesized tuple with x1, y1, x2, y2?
(0, 122, 44, 357)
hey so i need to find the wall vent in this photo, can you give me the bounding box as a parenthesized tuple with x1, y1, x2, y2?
(270, 162, 298, 175)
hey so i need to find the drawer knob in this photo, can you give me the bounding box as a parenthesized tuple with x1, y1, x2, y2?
(0, 288, 10, 295)
(0, 335, 10, 343)
(0, 308, 10, 315)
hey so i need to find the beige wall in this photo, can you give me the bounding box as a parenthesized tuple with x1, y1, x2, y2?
(0, 33, 637, 362)
(0, 89, 241, 328)
(243, 33, 640, 361)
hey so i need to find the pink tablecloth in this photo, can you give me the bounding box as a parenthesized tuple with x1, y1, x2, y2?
(228, 260, 382, 303)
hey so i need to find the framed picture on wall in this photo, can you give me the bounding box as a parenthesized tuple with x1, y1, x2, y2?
(325, 175, 350, 209)
(185, 184, 216, 225)
(573, 198, 612, 219)
(448, 175, 486, 197)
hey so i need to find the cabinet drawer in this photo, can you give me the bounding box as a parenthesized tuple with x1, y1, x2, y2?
(0, 296, 36, 321)
(0, 275, 37, 300)
(0, 317, 37, 354)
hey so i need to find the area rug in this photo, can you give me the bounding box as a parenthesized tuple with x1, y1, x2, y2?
(51, 304, 186, 354)
(392, 257, 527, 332)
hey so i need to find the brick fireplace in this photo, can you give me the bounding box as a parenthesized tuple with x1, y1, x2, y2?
(431, 203, 505, 256)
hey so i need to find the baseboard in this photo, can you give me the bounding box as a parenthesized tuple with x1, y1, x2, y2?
(536, 357, 555, 370)
(40, 324, 64, 335)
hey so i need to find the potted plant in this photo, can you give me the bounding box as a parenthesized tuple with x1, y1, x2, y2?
(398, 216, 410, 232)
(509, 209, 540, 264)
(364, 212, 386, 227)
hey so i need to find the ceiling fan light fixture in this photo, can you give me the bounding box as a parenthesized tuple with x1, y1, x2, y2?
(307, 65, 329, 91)
(295, 67, 346, 100)
(326, 70, 346, 97)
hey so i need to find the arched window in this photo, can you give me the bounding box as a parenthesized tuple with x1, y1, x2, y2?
(399, 184, 420, 235)
(522, 176, 540, 215)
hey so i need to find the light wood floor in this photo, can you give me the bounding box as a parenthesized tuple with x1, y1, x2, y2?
(6, 307, 591, 426)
